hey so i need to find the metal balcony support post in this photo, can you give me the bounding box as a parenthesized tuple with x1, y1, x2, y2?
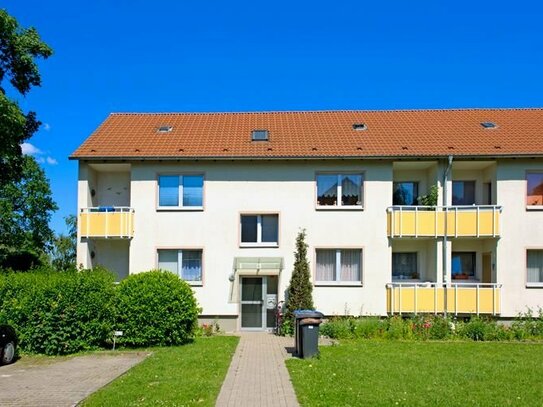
(476, 284, 480, 316)
(86, 209, 89, 238)
(399, 206, 403, 237)
(476, 206, 480, 237)
(434, 284, 438, 314)
(454, 284, 458, 316)
(434, 209, 438, 238)
(399, 286, 402, 316)
(415, 206, 418, 238)
(414, 284, 418, 314)
(105, 211, 109, 239)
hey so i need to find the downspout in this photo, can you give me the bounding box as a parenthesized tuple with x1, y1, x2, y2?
(442, 155, 453, 317)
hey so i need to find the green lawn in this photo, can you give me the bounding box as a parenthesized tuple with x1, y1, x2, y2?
(82, 336, 239, 407)
(286, 340, 543, 406)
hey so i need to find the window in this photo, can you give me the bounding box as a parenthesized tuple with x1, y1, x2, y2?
(157, 125, 173, 133)
(158, 175, 203, 208)
(316, 249, 362, 283)
(392, 252, 418, 280)
(481, 122, 497, 129)
(316, 174, 363, 207)
(451, 252, 476, 280)
(527, 250, 543, 285)
(393, 182, 419, 206)
(527, 172, 543, 206)
(240, 214, 278, 246)
(252, 130, 269, 141)
(158, 249, 202, 284)
(452, 181, 475, 205)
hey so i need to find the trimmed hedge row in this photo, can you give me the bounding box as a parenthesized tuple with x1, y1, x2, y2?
(0, 268, 199, 355)
(320, 313, 543, 342)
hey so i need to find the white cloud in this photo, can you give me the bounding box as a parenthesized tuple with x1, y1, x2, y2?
(21, 142, 43, 155)
(43, 123, 51, 131)
(20, 142, 58, 165)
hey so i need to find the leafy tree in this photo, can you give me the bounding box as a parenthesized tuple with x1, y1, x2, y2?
(0, 155, 58, 270)
(283, 229, 314, 334)
(0, 9, 52, 187)
(50, 215, 77, 271)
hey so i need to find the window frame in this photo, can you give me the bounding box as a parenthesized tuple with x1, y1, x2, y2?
(526, 248, 543, 288)
(526, 171, 543, 210)
(239, 213, 280, 248)
(392, 181, 420, 206)
(314, 247, 364, 286)
(451, 251, 476, 280)
(392, 252, 419, 281)
(156, 173, 205, 210)
(315, 172, 365, 210)
(452, 180, 476, 206)
(156, 247, 204, 286)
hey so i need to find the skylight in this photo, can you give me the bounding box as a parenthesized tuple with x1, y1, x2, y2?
(352, 123, 367, 131)
(481, 122, 497, 129)
(252, 130, 269, 141)
(157, 125, 173, 133)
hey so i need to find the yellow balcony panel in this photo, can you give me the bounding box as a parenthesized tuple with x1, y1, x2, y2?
(387, 206, 501, 238)
(79, 207, 134, 239)
(387, 283, 501, 315)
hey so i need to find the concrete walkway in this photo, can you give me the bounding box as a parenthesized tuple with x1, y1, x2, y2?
(0, 352, 148, 406)
(216, 332, 299, 407)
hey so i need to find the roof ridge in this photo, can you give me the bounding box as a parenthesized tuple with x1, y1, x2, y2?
(109, 107, 543, 116)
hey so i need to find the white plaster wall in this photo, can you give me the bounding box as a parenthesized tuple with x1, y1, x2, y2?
(496, 159, 543, 316)
(75, 157, 543, 320)
(77, 163, 95, 269)
(95, 172, 130, 207)
(129, 160, 392, 317)
(93, 240, 130, 281)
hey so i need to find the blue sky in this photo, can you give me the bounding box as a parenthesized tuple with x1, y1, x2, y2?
(5, 1, 543, 233)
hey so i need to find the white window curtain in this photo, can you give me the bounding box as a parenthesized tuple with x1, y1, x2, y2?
(527, 250, 543, 283)
(340, 250, 361, 281)
(341, 175, 363, 206)
(182, 250, 202, 281)
(316, 250, 336, 281)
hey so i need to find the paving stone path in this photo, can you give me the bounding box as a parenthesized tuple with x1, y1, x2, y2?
(216, 332, 299, 407)
(0, 352, 148, 407)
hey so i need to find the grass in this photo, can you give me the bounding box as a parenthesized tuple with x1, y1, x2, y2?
(286, 340, 543, 406)
(82, 336, 239, 407)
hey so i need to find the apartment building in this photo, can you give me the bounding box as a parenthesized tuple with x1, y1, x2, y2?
(71, 109, 543, 331)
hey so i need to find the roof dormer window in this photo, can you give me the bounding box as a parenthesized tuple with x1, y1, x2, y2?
(352, 123, 367, 131)
(481, 122, 497, 129)
(252, 130, 269, 141)
(158, 125, 173, 133)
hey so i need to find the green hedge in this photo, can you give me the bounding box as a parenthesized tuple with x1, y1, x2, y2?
(0, 267, 115, 355)
(0, 268, 200, 355)
(114, 270, 200, 347)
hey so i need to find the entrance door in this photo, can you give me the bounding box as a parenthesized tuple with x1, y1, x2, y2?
(240, 276, 278, 330)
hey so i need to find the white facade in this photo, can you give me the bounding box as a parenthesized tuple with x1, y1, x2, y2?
(76, 157, 543, 329)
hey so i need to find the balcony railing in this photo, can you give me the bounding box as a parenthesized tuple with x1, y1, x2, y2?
(79, 207, 134, 239)
(387, 205, 502, 238)
(386, 282, 501, 315)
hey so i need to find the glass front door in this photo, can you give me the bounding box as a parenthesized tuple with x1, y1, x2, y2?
(240, 276, 278, 330)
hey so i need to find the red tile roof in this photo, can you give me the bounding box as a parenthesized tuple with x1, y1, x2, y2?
(70, 109, 543, 160)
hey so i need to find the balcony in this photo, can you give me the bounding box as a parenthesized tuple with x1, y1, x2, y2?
(387, 205, 502, 238)
(386, 283, 501, 315)
(79, 207, 134, 239)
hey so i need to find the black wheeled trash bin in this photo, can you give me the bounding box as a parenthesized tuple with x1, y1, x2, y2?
(293, 310, 324, 358)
